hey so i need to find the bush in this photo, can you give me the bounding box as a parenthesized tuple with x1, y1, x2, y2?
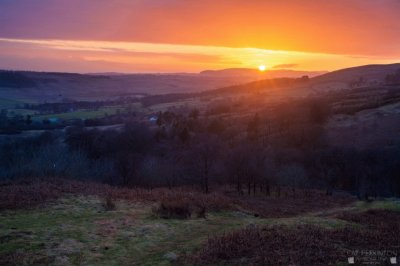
(193, 204, 207, 218)
(153, 197, 209, 219)
(153, 199, 192, 219)
(103, 195, 116, 211)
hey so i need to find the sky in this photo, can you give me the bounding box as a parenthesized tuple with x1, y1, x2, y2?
(0, 0, 399, 73)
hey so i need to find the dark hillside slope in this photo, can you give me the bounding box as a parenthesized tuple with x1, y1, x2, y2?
(312, 63, 400, 83)
(0, 71, 38, 88)
(0, 70, 257, 102)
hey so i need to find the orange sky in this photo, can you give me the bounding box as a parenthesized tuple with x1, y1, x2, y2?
(0, 0, 399, 73)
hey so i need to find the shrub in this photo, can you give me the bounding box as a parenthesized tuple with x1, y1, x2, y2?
(193, 204, 207, 218)
(103, 195, 116, 211)
(153, 199, 191, 219)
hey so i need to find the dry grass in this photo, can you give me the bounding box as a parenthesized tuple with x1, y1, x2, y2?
(0, 179, 355, 220)
(0, 179, 397, 265)
(0, 178, 236, 212)
(227, 188, 355, 218)
(0, 179, 356, 222)
(152, 197, 208, 219)
(184, 209, 400, 265)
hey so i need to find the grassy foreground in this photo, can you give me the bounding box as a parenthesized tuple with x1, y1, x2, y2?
(0, 195, 264, 265)
(1, 193, 399, 265)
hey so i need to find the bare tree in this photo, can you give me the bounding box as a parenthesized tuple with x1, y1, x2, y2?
(187, 134, 220, 193)
(277, 163, 308, 197)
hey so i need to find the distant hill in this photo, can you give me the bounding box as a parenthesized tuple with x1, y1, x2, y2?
(200, 68, 326, 78)
(204, 77, 308, 96)
(2, 64, 399, 104)
(312, 63, 400, 83)
(0, 68, 327, 103)
(0, 70, 261, 103)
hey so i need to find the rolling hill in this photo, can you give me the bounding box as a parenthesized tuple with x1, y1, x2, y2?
(0, 71, 257, 103)
(312, 63, 400, 83)
(1, 63, 399, 105)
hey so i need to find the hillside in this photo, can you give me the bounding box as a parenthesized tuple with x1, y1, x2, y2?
(312, 63, 400, 84)
(0, 71, 257, 103)
(202, 63, 400, 96)
(2, 63, 398, 105)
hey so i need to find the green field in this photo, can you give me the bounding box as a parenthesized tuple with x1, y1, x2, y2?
(2, 95, 201, 122)
(32, 106, 126, 121)
(1, 195, 399, 265)
(0, 98, 23, 109)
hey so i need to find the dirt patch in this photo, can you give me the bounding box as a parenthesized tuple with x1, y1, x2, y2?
(136, 223, 169, 237)
(47, 238, 83, 257)
(95, 219, 119, 238)
(0, 251, 53, 266)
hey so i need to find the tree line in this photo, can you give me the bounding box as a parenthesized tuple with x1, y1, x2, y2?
(2, 95, 399, 199)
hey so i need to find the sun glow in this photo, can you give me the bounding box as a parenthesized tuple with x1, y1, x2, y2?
(1, 38, 398, 73)
(258, 65, 266, 71)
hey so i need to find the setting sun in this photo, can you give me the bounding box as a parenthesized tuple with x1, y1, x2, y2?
(258, 65, 266, 72)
